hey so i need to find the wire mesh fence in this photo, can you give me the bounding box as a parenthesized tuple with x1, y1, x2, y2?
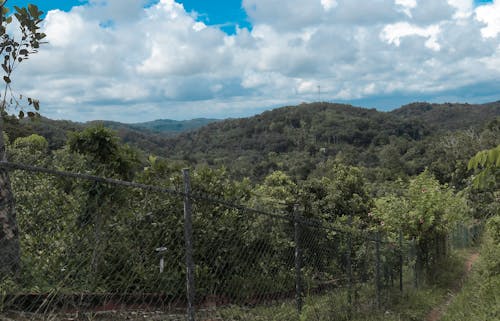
(0, 162, 482, 321)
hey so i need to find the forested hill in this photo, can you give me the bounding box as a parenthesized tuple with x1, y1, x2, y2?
(96, 118, 218, 134)
(2, 117, 217, 155)
(390, 101, 500, 130)
(161, 101, 500, 181)
(3, 101, 499, 182)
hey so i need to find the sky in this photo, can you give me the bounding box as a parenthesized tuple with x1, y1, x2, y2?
(3, 0, 500, 122)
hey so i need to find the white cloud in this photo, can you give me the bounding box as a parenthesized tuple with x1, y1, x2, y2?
(5, 0, 500, 122)
(395, 0, 417, 17)
(321, 0, 338, 12)
(447, 0, 473, 19)
(381, 22, 442, 51)
(475, 0, 500, 38)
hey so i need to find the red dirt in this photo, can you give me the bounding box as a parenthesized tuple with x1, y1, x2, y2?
(425, 252, 479, 321)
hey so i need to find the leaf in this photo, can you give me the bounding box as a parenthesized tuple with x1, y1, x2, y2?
(28, 4, 38, 17)
(18, 110, 24, 119)
(5, 16, 12, 24)
(33, 100, 40, 111)
(487, 148, 500, 166)
(27, 111, 35, 118)
(3, 75, 11, 84)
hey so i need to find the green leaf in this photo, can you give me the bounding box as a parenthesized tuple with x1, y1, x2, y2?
(18, 110, 24, 119)
(33, 100, 40, 111)
(28, 4, 38, 17)
(487, 148, 500, 166)
(3, 75, 11, 83)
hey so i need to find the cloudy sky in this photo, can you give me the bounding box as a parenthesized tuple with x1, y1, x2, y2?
(5, 0, 500, 122)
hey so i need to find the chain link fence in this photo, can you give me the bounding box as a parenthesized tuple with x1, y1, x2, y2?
(0, 162, 482, 320)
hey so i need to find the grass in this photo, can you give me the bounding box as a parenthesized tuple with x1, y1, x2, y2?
(1, 244, 480, 321)
(441, 219, 500, 321)
(205, 251, 469, 321)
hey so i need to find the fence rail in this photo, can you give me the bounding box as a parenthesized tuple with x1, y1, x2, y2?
(0, 162, 481, 320)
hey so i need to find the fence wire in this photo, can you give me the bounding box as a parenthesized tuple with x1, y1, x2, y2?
(0, 162, 482, 321)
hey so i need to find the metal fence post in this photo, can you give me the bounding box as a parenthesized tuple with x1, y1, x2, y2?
(399, 230, 403, 294)
(183, 169, 196, 321)
(294, 204, 303, 314)
(347, 214, 353, 306)
(375, 231, 381, 309)
(412, 238, 418, 289)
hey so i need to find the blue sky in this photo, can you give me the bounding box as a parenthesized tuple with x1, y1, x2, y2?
(5, 0, 500, 122)
(6, 0, 252, 33)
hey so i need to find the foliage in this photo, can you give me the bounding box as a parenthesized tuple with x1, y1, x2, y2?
(468, 144, 500, 190)
(100, 118, 218, 134)
(372, 170, 469, 240)
(156, 102, 499, 181)
(442, 218, 500, 321)
(372, 170, 470, 284)
(1, 101, 497, 316)
(0, 1, 46, 116)
(67, 124, 141, 180)
(0, 0, 46, 280)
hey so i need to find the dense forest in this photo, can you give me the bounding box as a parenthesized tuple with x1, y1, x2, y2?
(3, 101, 499, 192)
(159, 101, 500, 183)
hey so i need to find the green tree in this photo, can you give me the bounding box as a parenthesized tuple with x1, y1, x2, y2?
(372, 170, 470, 281)
(0, 1, 46, 276)
(67, 125, 141, 282)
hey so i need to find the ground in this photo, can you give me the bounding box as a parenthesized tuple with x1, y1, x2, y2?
(425, 252, 479, 321)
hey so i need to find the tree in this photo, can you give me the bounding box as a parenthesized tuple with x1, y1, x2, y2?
(372, 170, 470, 281)
(0, 1, 46, 276)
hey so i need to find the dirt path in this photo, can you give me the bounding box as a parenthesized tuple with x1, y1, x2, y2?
(425, 252, 480, 321)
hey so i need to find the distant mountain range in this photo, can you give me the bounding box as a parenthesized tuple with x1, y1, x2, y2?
(95, 118, 219, 134)
(4, 116, 219, 153)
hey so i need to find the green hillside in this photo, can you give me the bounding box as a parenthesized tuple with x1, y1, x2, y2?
(131, 118, 219, 133)
(2, 117, 217, 156)
(161, 101, 500, 181)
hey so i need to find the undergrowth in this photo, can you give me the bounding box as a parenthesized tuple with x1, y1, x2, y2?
(442, 216, 500, 321)
(211, 252, 468, 321)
